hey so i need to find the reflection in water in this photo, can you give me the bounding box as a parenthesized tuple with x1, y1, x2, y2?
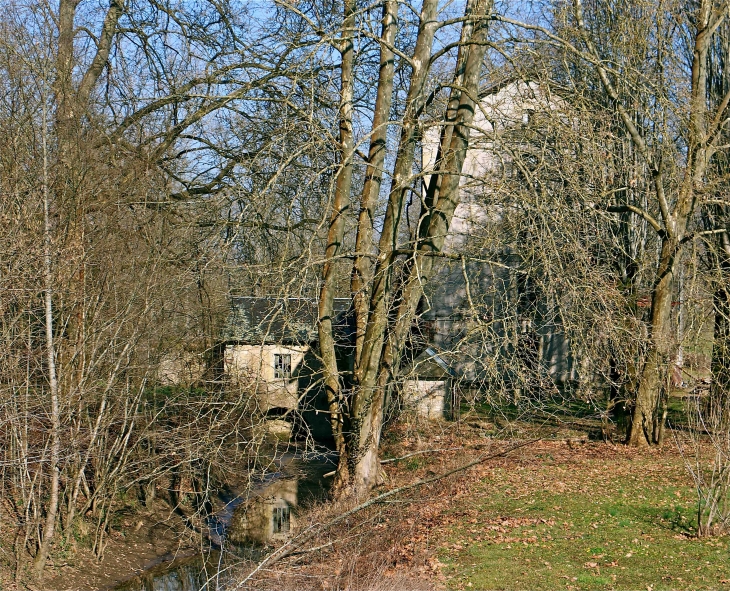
(115, 555, 220, 591)
(114, 451, 333, 591)
(226, 478, 297, 545)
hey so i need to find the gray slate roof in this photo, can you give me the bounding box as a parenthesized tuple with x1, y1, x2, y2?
(222, 297, 351, 345)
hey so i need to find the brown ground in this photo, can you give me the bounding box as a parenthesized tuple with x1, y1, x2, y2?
(233, 422, 694, 591)
(1, 501, 198, 591)
(228, 424, 567, 590)
(0, 419, 700, 591)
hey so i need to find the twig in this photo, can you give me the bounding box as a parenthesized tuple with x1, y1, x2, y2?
(286, 539, 338, 557)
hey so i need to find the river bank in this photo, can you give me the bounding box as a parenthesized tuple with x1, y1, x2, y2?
(4, 416, 727, 591)
(0, 444, 335, 591)
(220, 420, 730, 591)
(0, 497, 200, 591)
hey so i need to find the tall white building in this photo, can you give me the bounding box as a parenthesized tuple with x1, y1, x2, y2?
(415, 80, 574, 391)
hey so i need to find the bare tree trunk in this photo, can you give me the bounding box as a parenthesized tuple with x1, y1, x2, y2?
(34, 97, 60, 580)
(339, 0, 397, 497)
(386, 0, 493, 365)
(629, 238, 676, 445)
(711, 228, 730, 410)
(708, 25, 730, 419)
(574, 0, 716, 445)
(54, 0, 122, 369)
(344, 0, 441, 496)
(342, 0, 492, 496)
(351, 0, 398, 363)
(318, 0, 355, 490)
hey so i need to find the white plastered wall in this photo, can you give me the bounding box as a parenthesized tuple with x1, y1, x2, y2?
(421, 81, 546, 252)
(224, 344, 308, 411)
(403, 379, 447, 420)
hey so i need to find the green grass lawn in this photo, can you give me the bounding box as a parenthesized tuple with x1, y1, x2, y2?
(436, 444, 730, 590)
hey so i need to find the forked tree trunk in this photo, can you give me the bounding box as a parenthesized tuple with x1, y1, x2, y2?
(331, 0, 397, 498)
(341, 0, 492, 496)
(343, 0, 441, 496)
(575, 0, 715, 446)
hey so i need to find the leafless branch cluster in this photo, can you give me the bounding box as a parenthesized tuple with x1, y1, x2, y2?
(2, 0, 730, 585)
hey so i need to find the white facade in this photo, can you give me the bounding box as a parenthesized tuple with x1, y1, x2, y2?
(224, 343, 307, 411)
(422, 81, 546, 252)
(403, 379, 448, 420)
(418, 80, 575, 384)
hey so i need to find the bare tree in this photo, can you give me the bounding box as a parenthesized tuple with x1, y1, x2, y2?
(283, 0, 496, 496)
(0, 0, 322, 578)
(569, 0, 730, 446)
(493, 0, 730, 445)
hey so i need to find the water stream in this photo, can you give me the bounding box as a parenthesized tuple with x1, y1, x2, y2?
(113, 446, 335, 591)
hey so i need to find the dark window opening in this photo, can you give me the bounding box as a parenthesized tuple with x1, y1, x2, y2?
(274, 354, 292, 378)
(273, 506, 290, 533)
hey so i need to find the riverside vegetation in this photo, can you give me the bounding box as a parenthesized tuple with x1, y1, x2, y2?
(2, 0, 730, 588)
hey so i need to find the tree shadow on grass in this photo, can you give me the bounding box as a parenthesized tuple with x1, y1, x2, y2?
(632, 502, 696, 537)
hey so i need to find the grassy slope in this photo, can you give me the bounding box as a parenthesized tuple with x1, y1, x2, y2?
(189, 421, 730, 591)
(434, 441, 730, 590)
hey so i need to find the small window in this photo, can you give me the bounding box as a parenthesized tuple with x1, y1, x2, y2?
(272, 506, 290, 533)
(274, 353, 291, 378)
